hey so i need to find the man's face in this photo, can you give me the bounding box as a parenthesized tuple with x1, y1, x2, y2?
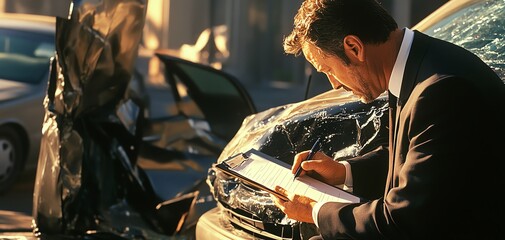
(301, 42, 375, 103)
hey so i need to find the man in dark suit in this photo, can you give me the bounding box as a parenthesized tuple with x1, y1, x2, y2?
(272, 0, 505, 239)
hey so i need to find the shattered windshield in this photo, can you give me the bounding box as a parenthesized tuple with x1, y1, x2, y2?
(423, 0, 505, 80)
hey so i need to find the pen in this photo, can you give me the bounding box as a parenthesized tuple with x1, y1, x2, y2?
(293, 137, 321, 180)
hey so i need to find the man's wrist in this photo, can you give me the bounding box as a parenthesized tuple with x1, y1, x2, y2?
(340, 161, 353, 188)
(312, 201, 326, 228)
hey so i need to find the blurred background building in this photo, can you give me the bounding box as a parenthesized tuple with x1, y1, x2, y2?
(0, 0, 448, 92)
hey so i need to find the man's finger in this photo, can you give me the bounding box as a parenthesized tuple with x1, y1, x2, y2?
(275, 185, 286, 196)
(301, 159, 323, 171)
(270, 189, 288, 211)
(292, 151, 309, 173)
(275, 186, 295, 202)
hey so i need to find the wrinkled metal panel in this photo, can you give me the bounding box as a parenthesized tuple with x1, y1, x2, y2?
(29, 0, 197, 238)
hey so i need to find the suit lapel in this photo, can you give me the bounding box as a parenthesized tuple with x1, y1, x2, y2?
(398, 31, 430, 104)
(392, 31, 430, 154)
(388, 31, 431, 190)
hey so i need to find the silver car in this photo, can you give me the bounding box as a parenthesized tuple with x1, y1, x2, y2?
(0, 13, 55, 193)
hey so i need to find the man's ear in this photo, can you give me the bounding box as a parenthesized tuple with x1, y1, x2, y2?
(343, 35, 365, 63)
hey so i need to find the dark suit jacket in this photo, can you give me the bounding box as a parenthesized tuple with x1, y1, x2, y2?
(317, 31, 505, 239)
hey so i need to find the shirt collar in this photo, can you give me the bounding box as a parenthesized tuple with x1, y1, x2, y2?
(388, 28, 414, 98)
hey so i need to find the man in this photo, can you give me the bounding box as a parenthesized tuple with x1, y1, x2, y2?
(272, 0, 505, 239)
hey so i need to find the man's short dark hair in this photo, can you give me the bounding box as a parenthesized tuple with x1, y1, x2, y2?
(284, 0, 398, 63)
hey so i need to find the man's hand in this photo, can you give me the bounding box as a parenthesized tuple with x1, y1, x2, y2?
(271, 186, 317, 223)
(292, 151, 346, 186)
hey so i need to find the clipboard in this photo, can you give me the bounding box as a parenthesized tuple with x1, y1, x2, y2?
(214, 151, 289, 201)
(213, 149, 362, 203)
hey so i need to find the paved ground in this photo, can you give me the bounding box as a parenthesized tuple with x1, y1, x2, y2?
(0, 170, 36, 237)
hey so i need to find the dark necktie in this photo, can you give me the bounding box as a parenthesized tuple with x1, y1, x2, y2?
(388, 90, 397, 118)
(388, 90, 397, 152)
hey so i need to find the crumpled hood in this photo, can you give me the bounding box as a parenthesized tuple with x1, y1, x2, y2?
(207, 89, 389, 237)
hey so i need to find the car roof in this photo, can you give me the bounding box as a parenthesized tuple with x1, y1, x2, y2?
(412, 0, 504, 81)
(413, 0, 483, 31)
(0, 12, 55, 34)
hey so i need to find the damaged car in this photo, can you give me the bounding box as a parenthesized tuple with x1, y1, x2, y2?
(198, 87, 389, 240)
(31, 0, 255, 239)
(197, 0, 505, 239)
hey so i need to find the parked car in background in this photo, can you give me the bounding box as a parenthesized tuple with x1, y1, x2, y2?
(197, 0, 505, 239)
(0, 13, 55, 193)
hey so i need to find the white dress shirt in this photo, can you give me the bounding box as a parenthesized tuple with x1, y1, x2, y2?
(311, 28, 414, 227)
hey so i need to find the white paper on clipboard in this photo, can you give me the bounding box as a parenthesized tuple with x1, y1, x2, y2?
(215, 149, 361, 203)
